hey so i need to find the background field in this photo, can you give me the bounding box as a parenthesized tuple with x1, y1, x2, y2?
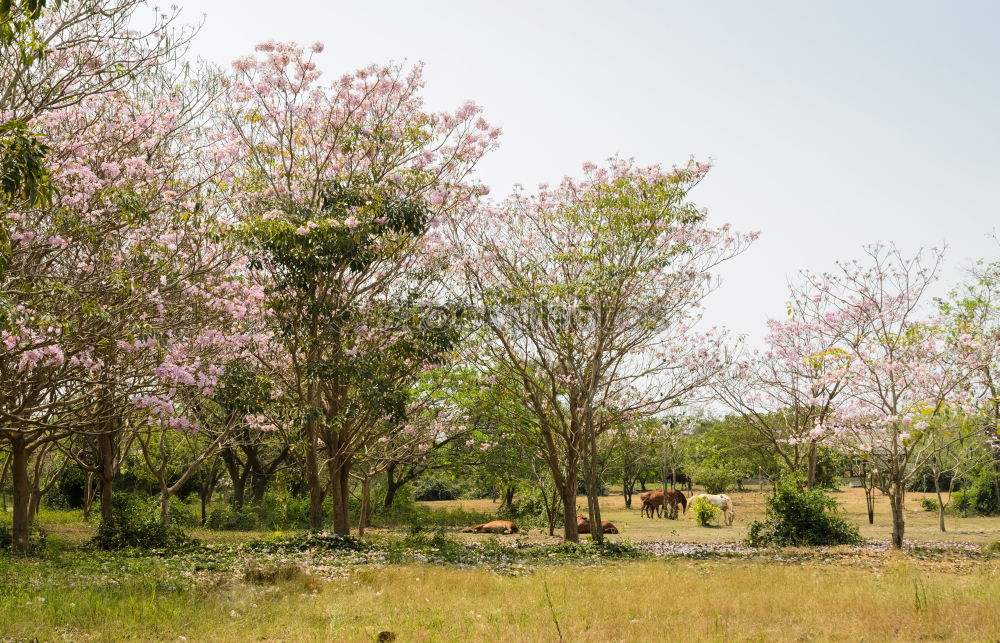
(426, 486, 1000, 545)
(21, 484, 1000, 547)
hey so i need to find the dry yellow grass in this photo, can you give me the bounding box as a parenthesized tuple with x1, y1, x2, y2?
(11, 559, 996, 642)
(7, 489, 1000, 641)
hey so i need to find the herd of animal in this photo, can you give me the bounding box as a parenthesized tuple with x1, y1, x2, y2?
(460, 490, 736, 535)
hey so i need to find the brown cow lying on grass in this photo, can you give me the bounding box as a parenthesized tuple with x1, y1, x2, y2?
(461, 520, 519, 534)
(576, 514, 619, 534)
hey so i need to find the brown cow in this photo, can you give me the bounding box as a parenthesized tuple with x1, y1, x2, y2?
(576, 514, 620, 535)
(461, 520, 519, 534)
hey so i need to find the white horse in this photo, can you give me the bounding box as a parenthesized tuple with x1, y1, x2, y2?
(691, 493, 736, 526)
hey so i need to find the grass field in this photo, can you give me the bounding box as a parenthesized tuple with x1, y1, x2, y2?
(427, 486, 1000, 545)
(2, 486, 999, 641)
(1, 554, 998, 641)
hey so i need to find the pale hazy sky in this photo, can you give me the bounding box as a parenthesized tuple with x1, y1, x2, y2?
(178, 0, 999, 343)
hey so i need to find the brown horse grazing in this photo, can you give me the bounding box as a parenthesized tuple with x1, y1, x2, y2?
(639, 490, 663, 518)
(639, 490, 687, 519)
(576, 514, 620, 535)
(461, 520, 519, 534)
(665, 489, 687, 519)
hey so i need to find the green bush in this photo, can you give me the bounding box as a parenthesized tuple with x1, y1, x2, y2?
(412, 473, 468, 501)
(920, 497, 939, 512)
(957, 471, 999, 516)
(948, 471, 997, 517)
(206, 506, 259, 531)
(496, 488, 555, 529)
(952, 488, 973, 516)
(745, 481, 863, 547)
(813, 447, 851, 489)
(244, 530, 371, 554)
(204, 494, 320, 531)
(695, 467, 736, 494)
(691, 497, 720, 527)
(376, 501, 494, 529)
(0, 522, 48, 554)
(90, 494, 193, 550)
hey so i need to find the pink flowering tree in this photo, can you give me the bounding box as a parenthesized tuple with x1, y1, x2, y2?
(1, 0, 194, 208)
(225, 42, 497, 532)
(0, 7, 204, 552)
(454, 159, 755, 541)
(1, 57, 257, 550)
(786, 245, 993, 548)
(714, 288, 852, 487)
(938, 253, 1000, 513)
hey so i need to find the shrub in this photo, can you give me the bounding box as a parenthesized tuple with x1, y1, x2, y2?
(952, 489, 974, 517)
(949, 471, 998, 517)
(965, 471, 999, 516)
(695, 467, 735, 495)
(496, 488, 554, 528)
(691, 497, 720, 527)
(206, 506, 259, 531)
(46, 464, 86, 510)
(376, 500, 494, 529)
(90, 494, 193, 550)
(813, 447, 851, 489)
(244, 531, 371, 554)
(920, 497, 939, 512)
(745, 481, 862, 547)
(412, 474, 467, 501)
(983, 540, 1000, 556)
(0, 522, 48, 555)
(204, 494, 319, 531)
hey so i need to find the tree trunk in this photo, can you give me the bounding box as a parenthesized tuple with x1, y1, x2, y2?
(501, 485, 516, 510)
(199, 483, 216, 527)
(358, 476, 371, 536)
(160, 491, 170, 527)
(99, 473, 114, 524)
(249, 472, 269, 505)
(559, 470, 580, 543)
(221, 448, 246, 509)
(584, 428, 604, 543)
(862, 466, 875, 525)
(383, 463, 403, 509)
(10, 437, 30, 554)
(888, 485, 906, 549)
(807, 442, 817, 488)
(304, 419, 324, 529)
(584, 474, 603, 543)
(0, 451, 10, 513)
(82, 472, 95, 521)
(622, 473, 633, 509)
(328, 454, 351, 535)
(98, 431, 116, 524)
(932, 472, 946, 533)
(27, 488, 42, 525)
(549, 487, 561, 536)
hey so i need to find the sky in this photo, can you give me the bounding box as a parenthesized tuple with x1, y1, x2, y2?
(177, 0, 1000, 343)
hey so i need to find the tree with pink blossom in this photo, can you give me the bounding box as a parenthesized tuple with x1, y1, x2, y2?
(1, 9, 256, 550)
(454, 158, 755, 541)
(781, 245, 995, 548)
(226, 41, 497, 532)
(714, 285, 852, 487)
